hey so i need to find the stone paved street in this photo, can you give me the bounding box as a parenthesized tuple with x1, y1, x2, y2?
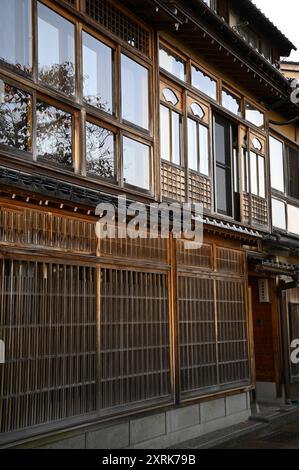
(217, 414, 299, 449)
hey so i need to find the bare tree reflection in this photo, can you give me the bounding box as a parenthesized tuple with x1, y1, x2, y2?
(0, 82, 31, 151)
(36, 101, 72, 168)
(86, 122, 114, 178)
(38, 61, 75, 96)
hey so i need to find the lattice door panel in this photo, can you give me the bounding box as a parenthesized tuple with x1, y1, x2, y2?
(178, 276, 217, 394)
(216, 280, 250, 385)
(0, 260, 97, 433)
(100, 269, 172, 410)
(178, 275, 250, 398)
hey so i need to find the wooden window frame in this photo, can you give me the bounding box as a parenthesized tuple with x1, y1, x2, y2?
(0, 0, 155, 198)
(213, 112, 239, 220)
(270, 133, 299, 234)
(244, 99, 265, 131)
(160, 81, 183, 168)
(0, 74, 34, 159)
(120, 131, 154, 195)
(221, 85, 243, 118)
(159, 41, 187, 84)
(187, 114, 210, 177)
(190, 62, 218, 102)
(0, 0, 34, 79)
(84, 117, 118, 184)
(36, 93, 80, 172)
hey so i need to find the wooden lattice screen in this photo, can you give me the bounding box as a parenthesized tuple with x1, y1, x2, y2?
(0, 260, 97, 433)
(84, 0, 150, 56)
(177, 244, 250, 398)
(99, 269, 172, 410)
(0, 207, 97, 254)
(0, 228, 251, 435)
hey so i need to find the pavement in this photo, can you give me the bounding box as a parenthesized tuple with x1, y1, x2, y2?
(171, 403, 299, 449)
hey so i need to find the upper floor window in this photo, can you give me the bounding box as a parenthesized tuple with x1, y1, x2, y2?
(191, 65, 217, 100)
(214, 113, 239, 218)
(162, 88, 179, 106)
(190, 102, 205, 119)
(248, 152, 265, 198)
(287, 145, 299, 200)
(270, 136, 284, 192)
(270, 136, 299, 234)
(272, 198, 286, 231)
(38, 2, 75, 95)
(121, 54, 149, 130)
(83, 32, 113, 114)
(36, 100, 73, 169)
(123, 136, 150, 190)
(0, 0, 32, 73)
(187, 102, 209, 175)
(245, 102, 264, 129)
(86, 122, 115, 179)
(0, 79, 32, 151)
(159, 47, 185, 82)
(222, 88, 241, 116)
(160, 85, 182, 166)
(242, 134, 266, 199)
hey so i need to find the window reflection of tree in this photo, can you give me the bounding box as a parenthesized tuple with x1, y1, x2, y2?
(0, 83, 31, 151)
(83, 80, 111, 114)
(38, 61, 75, 96)
(36, 101, 72, 168)
(86, 122, 114, 179)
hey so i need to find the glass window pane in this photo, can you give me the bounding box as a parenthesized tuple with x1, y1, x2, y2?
(162, 88, 178, 106)
(86, 122, 114, 178)
(242, 149, 249, 192)
(245, 103, 264, 128)
(233, 148, 239, 193)
(172, 111, 181, 165)
(123, 137, 150, 189)
(160, 105, 170, 162)
(0, 80, 32, 151)
(188, 118, 198, 171)
(222, 89, 241, 116)
(0, 0, 32, 72)
(272, 198, 286, 230)
(215, 118, 230, 166)
(36, 101, 72, 168)
(121, 54, 149, 130)
(250, 152, 258, 196)
(258, 156, 265, 198)
(287, 146, 299, 199)
(252, 138, 262, 151)
(216, 166, 231, 215)
(83, 32, 113, 113)
(159, 47, 185, 81)
(199, 124, 209, 176)
(288, 204, 299, 235)
(191, 65, 217, 100)
(38, 2, 75, 95)
(269, 136, 284, 192)
(191, 102, 205, 119)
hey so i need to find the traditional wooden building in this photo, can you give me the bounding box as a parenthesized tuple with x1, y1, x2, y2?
(0, 0, 299, 449)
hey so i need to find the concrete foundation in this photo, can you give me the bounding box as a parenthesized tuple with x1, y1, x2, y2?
(36, 392, 251, 449)
(255, 382, 286, 405)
